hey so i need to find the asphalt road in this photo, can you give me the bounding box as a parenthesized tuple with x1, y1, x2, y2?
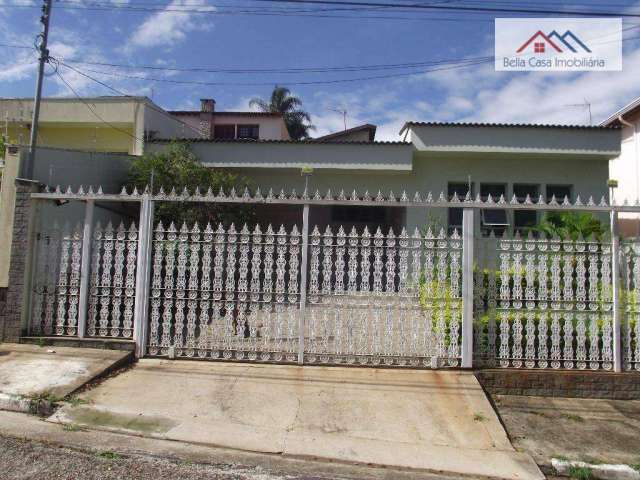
(0, 434, 318, 480)
(0, 433, 473, 480)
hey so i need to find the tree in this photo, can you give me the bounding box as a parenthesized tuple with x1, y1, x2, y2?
(126, 142, 255, 227)
(534, 211, 606, 240)
(250, 86, 315, 140)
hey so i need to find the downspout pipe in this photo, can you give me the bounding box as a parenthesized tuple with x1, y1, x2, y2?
(618, 114, 640, 236)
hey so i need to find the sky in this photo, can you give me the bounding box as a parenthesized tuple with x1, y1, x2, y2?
(1, 0, 640, 141)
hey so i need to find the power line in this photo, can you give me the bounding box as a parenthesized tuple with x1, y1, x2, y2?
(2, 0, 640, 17)
(64, 55, 494, 75)
(60, 57, 493, 87)
(53, 60, 205, 137)
(54, 67, 144, 143)
(230, 0, 640, 17)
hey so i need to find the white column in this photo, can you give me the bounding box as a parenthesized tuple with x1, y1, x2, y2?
(133, 196, 154, 357)
(77, 199, 94, 338)
(611, 210, 622, 372)
(297, 203, 310, 365)
(461, 208, 474, 368)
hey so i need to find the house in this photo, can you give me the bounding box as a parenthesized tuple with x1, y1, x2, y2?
(315, 124, 377, 143)
(168, 99, 290, 141)
(601, 96, 640, 237)
(147, 121, 620, 235)
(0, 96, 195, 156)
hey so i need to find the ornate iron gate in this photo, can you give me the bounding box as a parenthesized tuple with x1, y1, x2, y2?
(144, 221, 463, 367)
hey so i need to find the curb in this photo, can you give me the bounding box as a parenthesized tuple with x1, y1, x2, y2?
(0, 392, 56, 416)
(552, 459, 640, 480)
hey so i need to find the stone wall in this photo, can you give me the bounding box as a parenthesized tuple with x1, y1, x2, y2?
(476, 369, 640, 400)
(0, 179, 41, 342)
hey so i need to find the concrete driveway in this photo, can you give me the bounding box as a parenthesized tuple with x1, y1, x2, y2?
(50, 360, 543, 480)
(0, 343, 131, 412)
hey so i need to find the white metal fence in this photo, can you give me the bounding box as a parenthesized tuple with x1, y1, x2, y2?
(26, 185, 640, 372)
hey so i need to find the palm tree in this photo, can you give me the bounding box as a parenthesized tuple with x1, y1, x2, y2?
(250, 86, 315, 140)
(534, 212, 605, 240)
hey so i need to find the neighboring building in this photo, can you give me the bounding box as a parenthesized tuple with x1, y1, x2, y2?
(0, 145, 134, 291)
(148, 121, 620, 235)
(601, 97, 640, 237)
(315, 124, 377, 143)
(0, 96, 197, 156)
(169, 99, 290, 141)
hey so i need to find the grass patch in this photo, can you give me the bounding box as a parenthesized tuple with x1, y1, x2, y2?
(568, 466, 593, 480)
(65, 396, 89, 407)
(631, 463, 640, 473)
(98, 451, 123, 460)
(62, 423, 83, 432)
(561, 413, 585, 423)
(28, 391, 65, 404)
(526, 410, 549, 418)
(473, 413, 487, 422)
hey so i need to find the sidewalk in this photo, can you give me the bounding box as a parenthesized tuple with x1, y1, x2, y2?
(48, 359, 543, 480)
(493, 395, 640, 471)
(0, 410, 467, 480)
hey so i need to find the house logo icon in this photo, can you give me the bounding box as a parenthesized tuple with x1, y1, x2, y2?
(516, 30, 592, 54)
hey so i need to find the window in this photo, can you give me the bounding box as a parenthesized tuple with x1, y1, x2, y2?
(447, 182, 473, 233)
(513, 184, 539, 233)
(237, 124, 259, 139)
(214, 124, 235, 140)
(546, 184, 572, 203)
(331, 206, 386, 225)
(534, 42, 545, 53)
(480, 183, 508, 236)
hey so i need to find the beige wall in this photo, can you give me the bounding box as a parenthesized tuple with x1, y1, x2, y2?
(0, 148, 20, 287)
(0, 97, 189, 155)
(609, 111, 640, 224)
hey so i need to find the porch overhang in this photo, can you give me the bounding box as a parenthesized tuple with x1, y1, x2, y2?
(147, 139, 415, 171)
(401, 122, 621, 159)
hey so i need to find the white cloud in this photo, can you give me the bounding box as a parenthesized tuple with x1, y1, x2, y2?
(128, 0, 215, 50)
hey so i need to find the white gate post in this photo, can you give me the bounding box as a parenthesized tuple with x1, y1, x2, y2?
(133, 195, 154, 357)
(297, 203, 310, 365)
(461, 208, 474, 368)
(77, 199, 94, 338)
(611, 210, 622, 372)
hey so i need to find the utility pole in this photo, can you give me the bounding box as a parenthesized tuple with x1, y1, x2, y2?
(26, 0, 53, 179)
